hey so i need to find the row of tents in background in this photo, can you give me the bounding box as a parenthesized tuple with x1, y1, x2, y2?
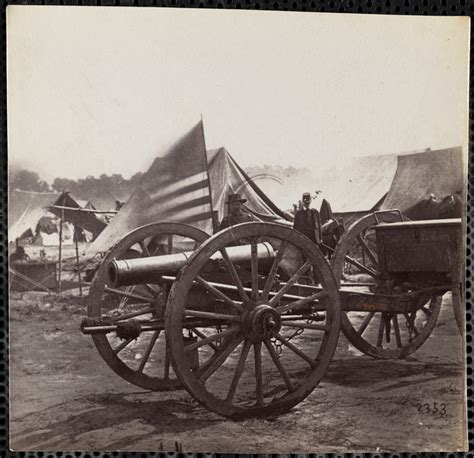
(8, 121, 464, 257)
(9, 190, 110, 246)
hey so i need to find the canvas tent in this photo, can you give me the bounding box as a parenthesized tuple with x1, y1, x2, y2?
(88, 126, 289, 255)
(9, 190, 62, 243)
(48, 192, 106, 237)
(74, 192, 129, 213)
(9, 190, 79, 245)
(318, 154, 399, 226)
(380, 146, 463, 214)
(318, 147, 463, 226)
(76, 199, 96, 211)
(9, 190, 106, 245)
(208, 147, 288, 224)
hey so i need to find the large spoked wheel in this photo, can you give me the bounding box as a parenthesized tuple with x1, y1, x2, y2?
(88, 222, 209, 391)
(331, 212, 442, 359)
(452, 254, 464, 337)
(165, 222, 341, 419)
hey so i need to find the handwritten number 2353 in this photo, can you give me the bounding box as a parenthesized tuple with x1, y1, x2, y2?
(416, 402, 447, 416)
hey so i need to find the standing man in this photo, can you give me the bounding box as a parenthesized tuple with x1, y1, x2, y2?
(219, 193, 255, 231)
(293, 192, 322, 284)
(293, 192, 322, 245)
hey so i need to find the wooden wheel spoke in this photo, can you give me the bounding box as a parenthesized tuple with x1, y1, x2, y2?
(185, 326, 240, 353)
(149, 239, 161, 256)
(184, 309, 241, 323)
(164, 343, 171, 379)
(264, 340, 294, 392)
(167, 234, 174, 254)
(277, 290, 327, 314)
(139, 240, 151, 257)
(189, 328, 219, 352)
(250, 238, 259, 301)
(114, 337, 134, 354)
(376, 313, 385, 347)
(357, 311, 375, 336)
(198, 336, 244, 383)
(281, 321, 330, 332)
(254, 342, 263, 406)
(385, 315, 391, 344)
(195, 276, 244, 313)
(219, 248, 249, 302)
(344, 255, 378, 278)
(104, 286, 155, 304)
(137, 330, 160, 373)
(262, 240, 288, 301)
(273, 332, 316, 368)
(225, 339, 252, 402)
(269, 260, 312, 307)
(356, 234, 378, 269)
(392, 315, 402, 348)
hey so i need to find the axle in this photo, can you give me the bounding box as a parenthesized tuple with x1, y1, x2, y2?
(108, 242, 276, 287)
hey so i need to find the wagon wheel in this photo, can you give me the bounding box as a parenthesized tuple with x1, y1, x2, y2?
(331, 212, 442, 359)
(88, 222, 209, 390)
(165, 222, 341, 419)
(452, 252, 464, 336)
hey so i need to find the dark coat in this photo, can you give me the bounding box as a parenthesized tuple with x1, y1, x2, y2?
(219, 211, 255, 231)
(293, 208, 321, 244)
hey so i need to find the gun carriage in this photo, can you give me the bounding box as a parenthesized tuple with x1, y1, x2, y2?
(82, 212, 463, 419)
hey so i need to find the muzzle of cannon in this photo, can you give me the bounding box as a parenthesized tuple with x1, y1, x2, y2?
(108, 241, 276, 287)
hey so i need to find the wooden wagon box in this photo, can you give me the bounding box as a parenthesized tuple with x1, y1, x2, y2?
(375, 218, 462, 274)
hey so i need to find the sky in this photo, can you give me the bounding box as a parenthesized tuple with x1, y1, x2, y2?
(7, 7, 470, 182)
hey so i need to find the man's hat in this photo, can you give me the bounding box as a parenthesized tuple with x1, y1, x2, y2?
(226, 193, 247, 204)
(302, 192, 312, 200)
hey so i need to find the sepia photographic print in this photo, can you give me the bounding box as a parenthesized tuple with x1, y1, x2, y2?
(6, 6, 470, 453)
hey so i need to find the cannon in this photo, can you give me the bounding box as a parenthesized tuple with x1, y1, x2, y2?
(82, 213, 463, 419)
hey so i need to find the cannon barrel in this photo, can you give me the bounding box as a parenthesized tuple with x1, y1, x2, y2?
(109, 242, 276, 287)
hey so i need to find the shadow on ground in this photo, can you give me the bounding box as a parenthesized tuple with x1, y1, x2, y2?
(325, 357, 462, 390)
(12, 391, 219, 450)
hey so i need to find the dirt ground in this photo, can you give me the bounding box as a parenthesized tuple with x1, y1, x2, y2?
(9, 291, 467, 453)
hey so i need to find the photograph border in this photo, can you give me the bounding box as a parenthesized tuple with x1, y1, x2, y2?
(0, 1, 472, 455)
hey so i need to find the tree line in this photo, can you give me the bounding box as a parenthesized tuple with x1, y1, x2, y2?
(9, 169, 145, 198)
(10, 165, 304, 195)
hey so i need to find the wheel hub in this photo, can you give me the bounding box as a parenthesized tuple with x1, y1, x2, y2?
(242, 304, 281, 342)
